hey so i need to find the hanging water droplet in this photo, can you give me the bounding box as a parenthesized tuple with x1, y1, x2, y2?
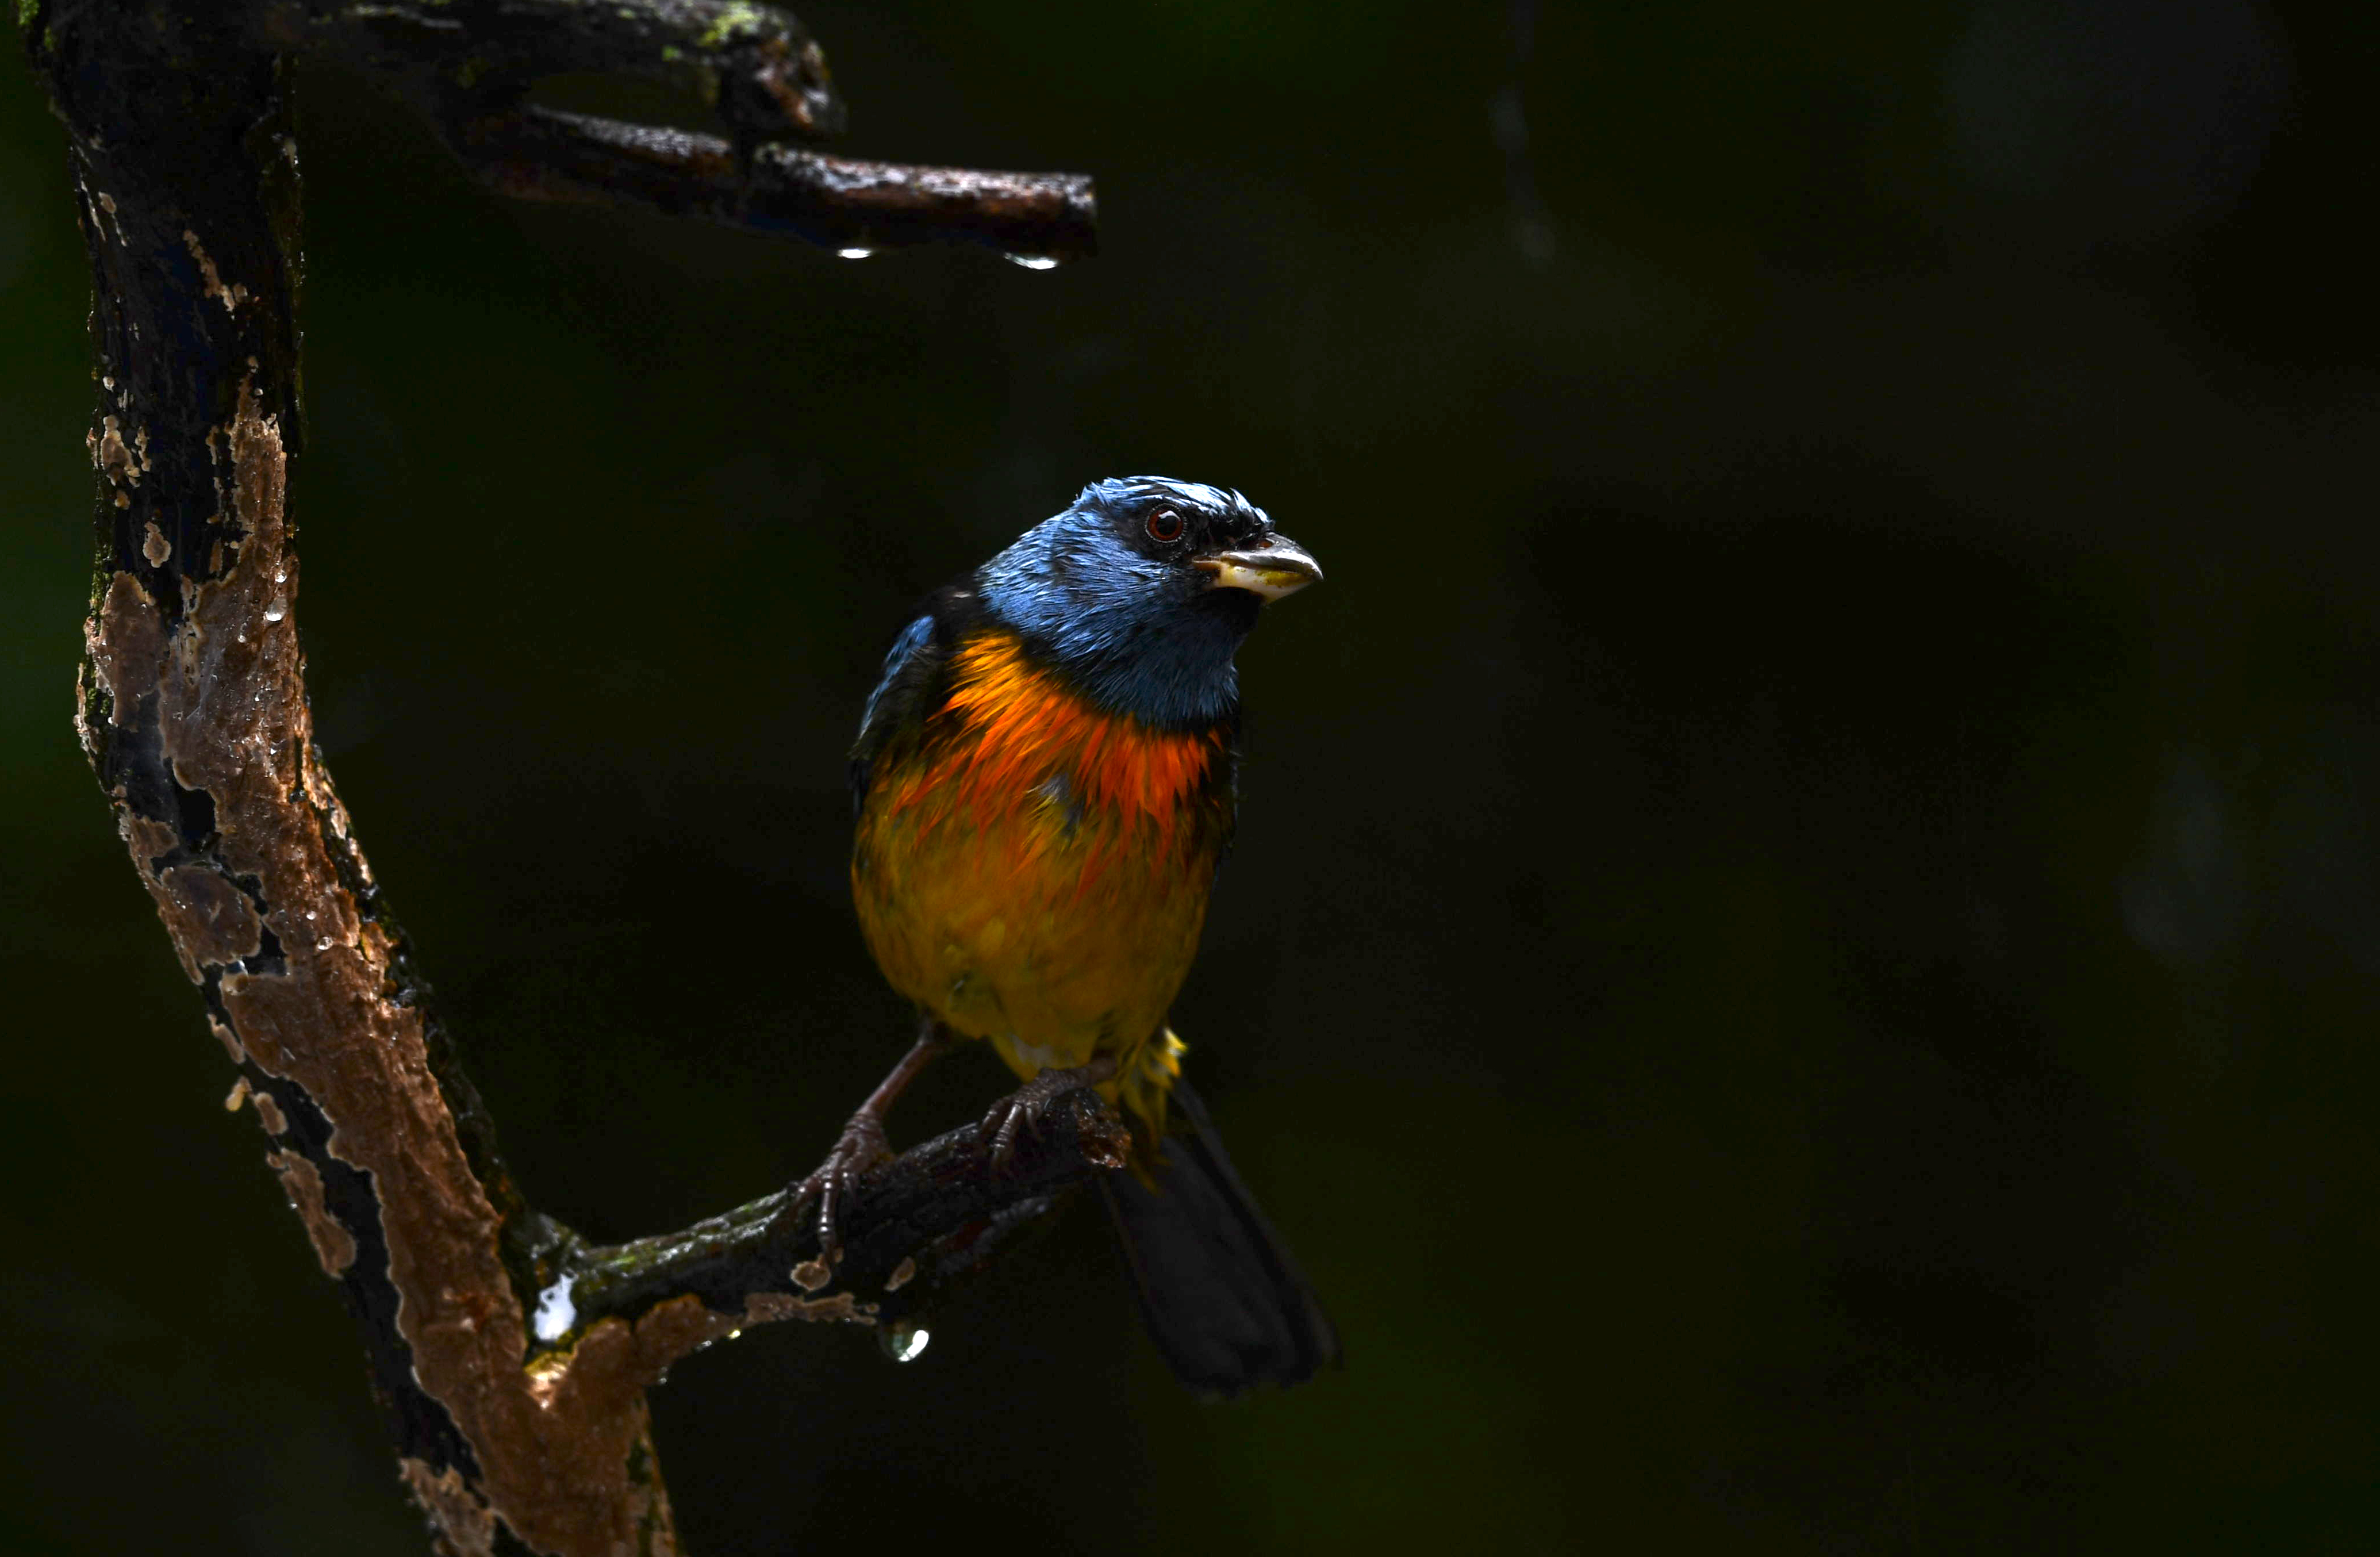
(263, 599, 286, 622)
(878, 1321, 930, 1363)
(836, 247, 873, 260)
(531, 1272, 577, 1342)
(316, 936, 332, 951)
(1003, 254, 1060, 271)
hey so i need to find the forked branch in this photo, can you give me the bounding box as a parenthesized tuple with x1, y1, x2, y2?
(20, 0, 1101, 1552)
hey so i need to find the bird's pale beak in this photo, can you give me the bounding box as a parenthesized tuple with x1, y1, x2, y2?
(1193, 534, 1323, 601)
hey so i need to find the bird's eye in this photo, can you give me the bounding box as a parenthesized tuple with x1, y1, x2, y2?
(1145, 508, 1185, 543)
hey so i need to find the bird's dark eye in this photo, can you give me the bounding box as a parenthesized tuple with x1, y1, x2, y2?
(1145, 508, 1184, 543)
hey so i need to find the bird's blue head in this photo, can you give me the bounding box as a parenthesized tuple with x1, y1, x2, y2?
(974, 477, 1321, 729)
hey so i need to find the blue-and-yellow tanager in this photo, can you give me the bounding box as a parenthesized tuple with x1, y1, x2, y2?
(796, 476, 1337, 1395)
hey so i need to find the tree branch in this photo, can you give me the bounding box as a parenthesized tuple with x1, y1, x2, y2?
(246, 0, 1099, 261)
(245, 0, 846, 141)
(469, 108, 1100, 262)
(21, 0, 1105, 1551)
(546, 1090, 1131, 1367)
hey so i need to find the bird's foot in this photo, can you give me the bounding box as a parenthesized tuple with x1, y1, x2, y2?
(978, 1057, 1117, 1169)
(783, 1110, 894, 1259)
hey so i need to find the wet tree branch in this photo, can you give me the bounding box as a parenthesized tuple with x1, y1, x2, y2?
(552, 1090, 1130, 1352)
(243, 0, 847, 143)
(19, 1, 1102, 1552)
(470, 108, 1099, 262)
(238, 0, 1098, 260)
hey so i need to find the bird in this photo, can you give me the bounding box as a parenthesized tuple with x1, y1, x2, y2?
(793, 475, 1339, 1395)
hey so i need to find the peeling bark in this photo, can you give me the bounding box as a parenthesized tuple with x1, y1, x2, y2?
(268, 1148, 363, 1276)
(21, 2, 1107, 1552)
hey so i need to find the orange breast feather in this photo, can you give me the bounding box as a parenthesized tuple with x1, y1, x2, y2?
(853, 632, 1232, 1078)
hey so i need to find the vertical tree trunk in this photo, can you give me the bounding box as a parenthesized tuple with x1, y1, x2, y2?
(33, 10, 679, 1552)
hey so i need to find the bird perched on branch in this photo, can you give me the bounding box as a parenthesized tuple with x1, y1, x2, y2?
(797, 476, 1338, 1395)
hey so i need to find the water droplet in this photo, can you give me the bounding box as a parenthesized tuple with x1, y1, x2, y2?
(316, 936, 332, 951)
(273, 570, 286, 584)
(1003, 254, 1061, 271)
(836, 247, 873, 260)
(263, 600, 286, 622)
(878, 1321, 930, 1363)
(532, 1273, 577, 1342)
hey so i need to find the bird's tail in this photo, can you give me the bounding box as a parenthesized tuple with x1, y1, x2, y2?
(1100, 1078, 1341, 1397)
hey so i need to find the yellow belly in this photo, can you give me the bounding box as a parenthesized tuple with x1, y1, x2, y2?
(853, 775, 1214, 1084)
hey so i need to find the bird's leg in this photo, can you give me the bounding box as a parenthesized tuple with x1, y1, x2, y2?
(785, 1021, 951, 1256)
(980, 1054, 1119, 1168)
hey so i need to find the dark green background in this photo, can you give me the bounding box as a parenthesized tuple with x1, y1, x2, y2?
(4, 2, 2375, 1551)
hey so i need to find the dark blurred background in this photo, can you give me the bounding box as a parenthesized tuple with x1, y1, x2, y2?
(5, 1, 2377, 1551)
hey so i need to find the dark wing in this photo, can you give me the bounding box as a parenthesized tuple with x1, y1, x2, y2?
(848, 582, 983, 807)
(849, 613, 939, 807)
(1204, 704, 1245, 873)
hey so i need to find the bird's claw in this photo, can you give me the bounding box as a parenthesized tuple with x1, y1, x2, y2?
(786, 1112, 894, 1258)
(978, 1062, 1111, 1169)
